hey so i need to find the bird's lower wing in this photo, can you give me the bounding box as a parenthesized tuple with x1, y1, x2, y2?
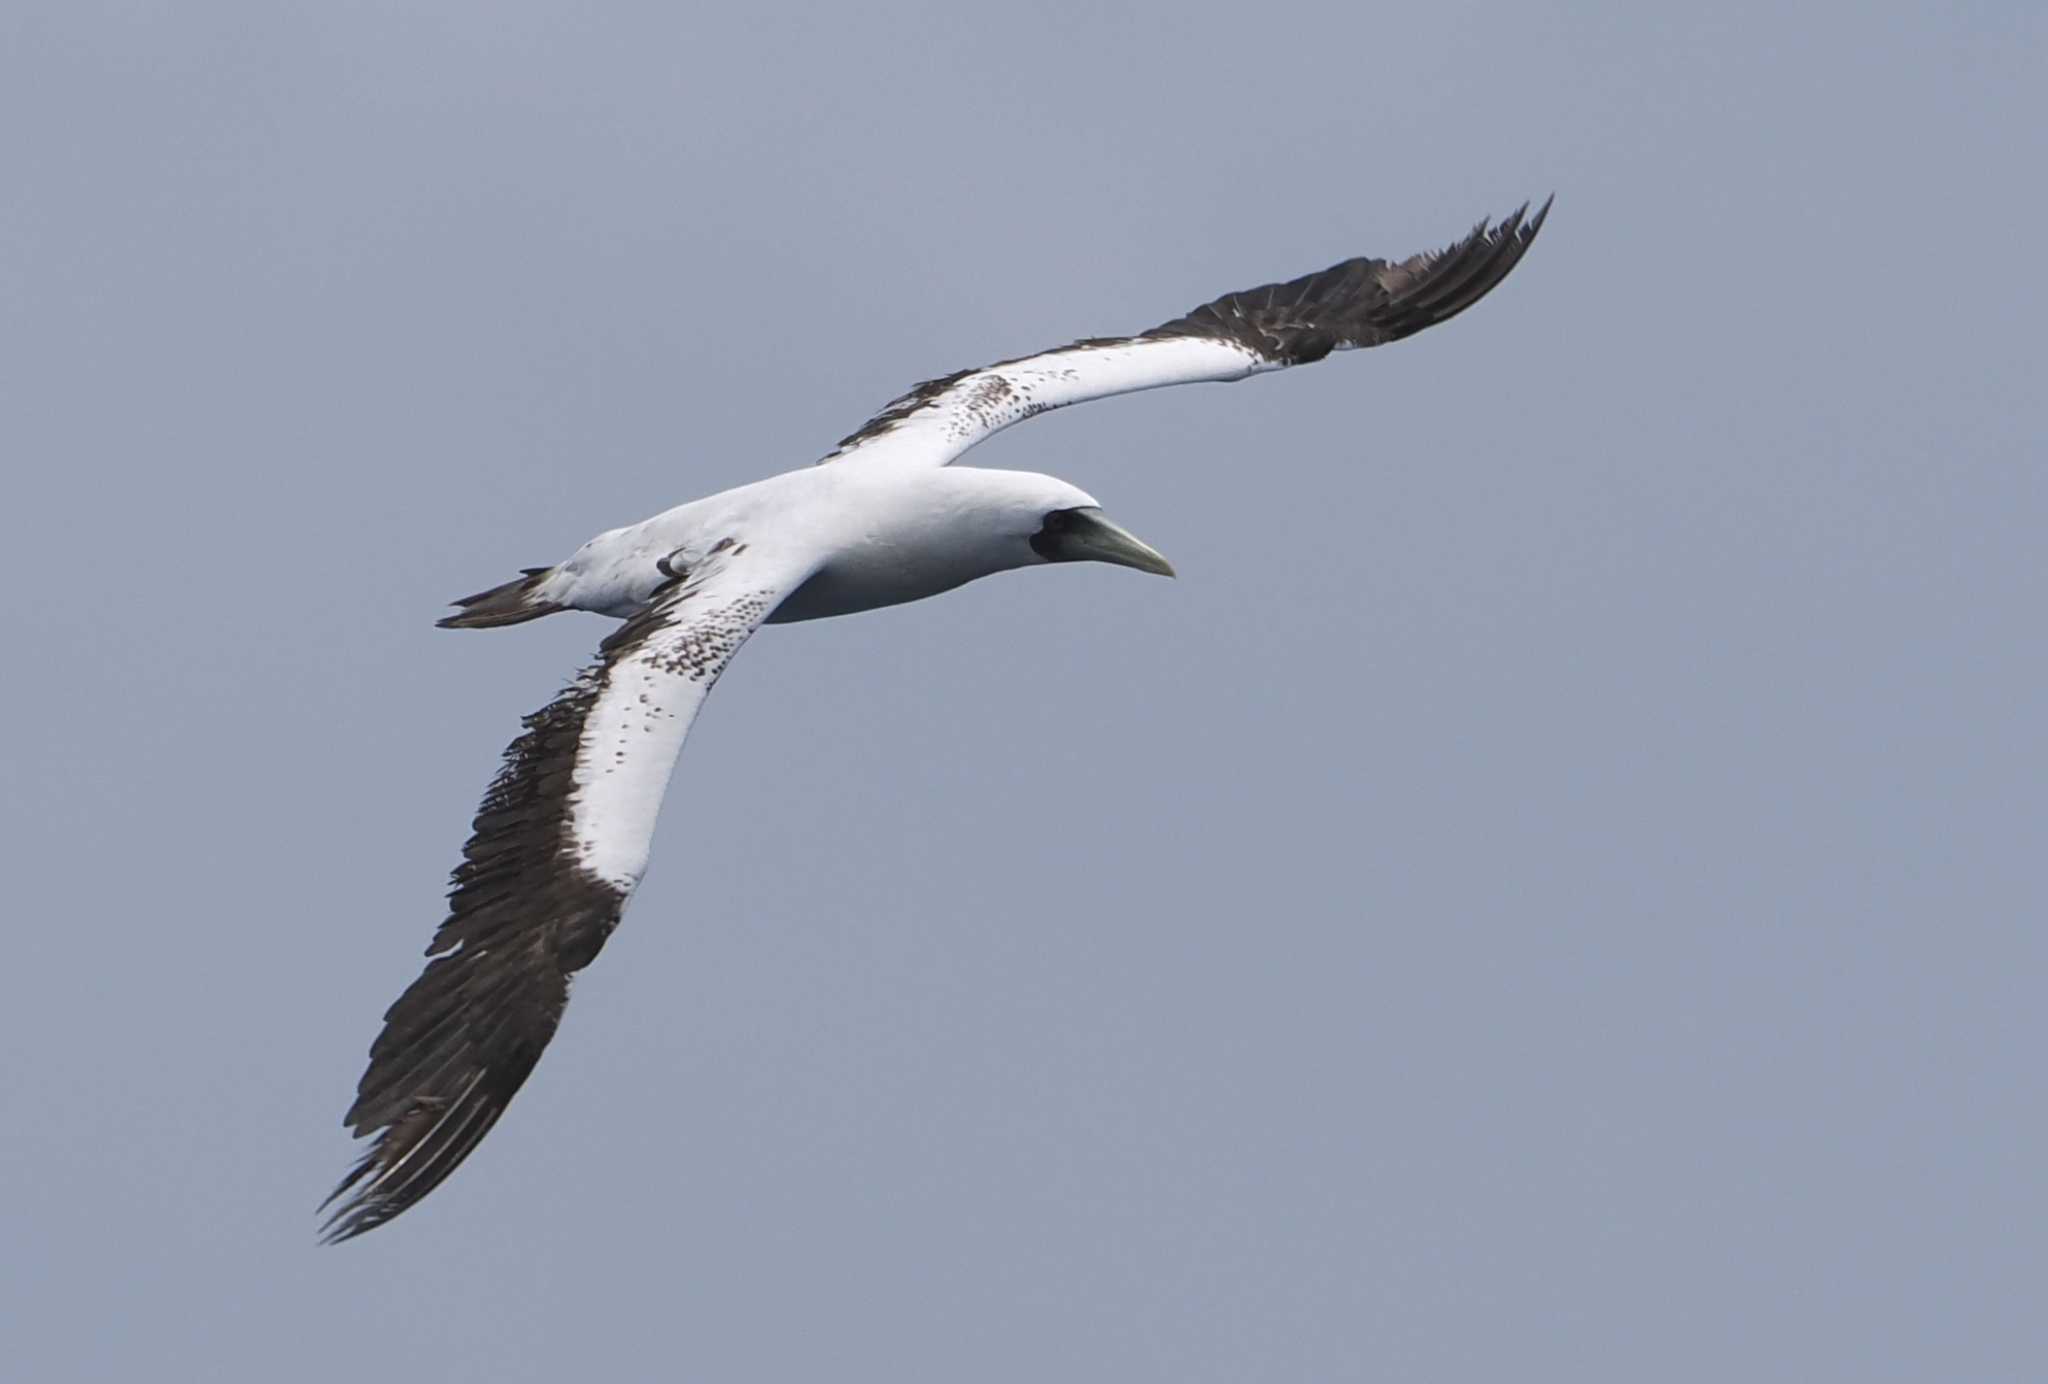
(820, 198, 1549, 470)
(322, 542, 815, 1242)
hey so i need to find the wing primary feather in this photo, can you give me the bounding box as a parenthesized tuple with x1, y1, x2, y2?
(358, 1070, 490, 1197)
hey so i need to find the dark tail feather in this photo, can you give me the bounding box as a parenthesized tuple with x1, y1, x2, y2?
(437, 568, 564, 629)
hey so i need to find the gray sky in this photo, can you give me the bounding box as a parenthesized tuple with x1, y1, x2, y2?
(3, 2, 2043, 1379)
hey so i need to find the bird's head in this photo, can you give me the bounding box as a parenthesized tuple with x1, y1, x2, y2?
(944, 469, 1176, 580)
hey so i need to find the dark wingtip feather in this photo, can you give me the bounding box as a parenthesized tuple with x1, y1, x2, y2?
(319, 1068, 513, 1243)
(319, 901, 586, 1242)
(1372, 196, 1551, 337)
(1137, 196, 1551, 364)
(319, 1037, 548, 1244)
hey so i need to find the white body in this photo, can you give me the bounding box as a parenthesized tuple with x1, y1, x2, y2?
(539, 463, 1100, 624)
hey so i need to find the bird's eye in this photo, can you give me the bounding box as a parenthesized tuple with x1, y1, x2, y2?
(1030, 508, 1082, 559)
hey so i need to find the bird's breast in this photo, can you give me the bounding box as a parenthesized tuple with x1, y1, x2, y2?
(767, 532, 1001, 624)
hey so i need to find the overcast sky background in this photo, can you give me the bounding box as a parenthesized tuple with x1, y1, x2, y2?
(3, 3, 2043, 1380)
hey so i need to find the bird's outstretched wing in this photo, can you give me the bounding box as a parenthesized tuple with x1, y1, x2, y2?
(822, 198, 1549, 470)
(322, 541, 816, 1242)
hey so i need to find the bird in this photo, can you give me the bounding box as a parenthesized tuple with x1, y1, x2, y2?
(322, 197, 1552, 1242)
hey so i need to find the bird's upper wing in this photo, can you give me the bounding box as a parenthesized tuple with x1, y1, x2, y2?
(820, 198, 1549, 470)
(322, 540, 817, 1242)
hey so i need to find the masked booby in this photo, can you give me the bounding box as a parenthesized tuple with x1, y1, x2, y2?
(323, 199, 1550, 1242)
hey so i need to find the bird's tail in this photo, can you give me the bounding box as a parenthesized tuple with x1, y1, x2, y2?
(437, 567, 564, 629)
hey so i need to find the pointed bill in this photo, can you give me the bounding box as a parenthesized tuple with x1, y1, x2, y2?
(1033, 507, 1176, 577)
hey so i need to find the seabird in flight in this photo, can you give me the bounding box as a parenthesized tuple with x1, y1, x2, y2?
(322, 199, 1551, 1241)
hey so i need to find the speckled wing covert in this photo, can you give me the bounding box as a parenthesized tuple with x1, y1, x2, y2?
(322, 543, 816, 1243)
(822, 198, 1550, 470)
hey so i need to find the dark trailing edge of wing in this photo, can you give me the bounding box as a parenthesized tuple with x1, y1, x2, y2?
(1141, 195, 1552, 365)
(825, 197, 1550, 456)
(320, 597, 687, 1243)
